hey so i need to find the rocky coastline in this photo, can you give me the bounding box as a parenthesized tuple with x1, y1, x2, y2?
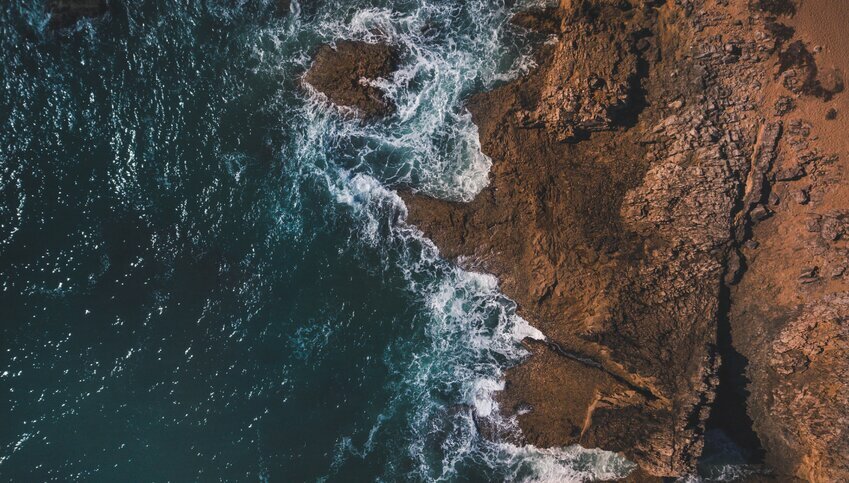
(305, 0, 848, 480)
(50, 0, 847, 479)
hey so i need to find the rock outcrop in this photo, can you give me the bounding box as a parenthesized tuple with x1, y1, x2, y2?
(303, 40, 398, 119)
(399, 0, 848, 479)
(403, 0, 749, 475)
(749, 293, 849, 481)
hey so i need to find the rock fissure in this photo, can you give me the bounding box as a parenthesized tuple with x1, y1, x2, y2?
(542, 338, 661, 402)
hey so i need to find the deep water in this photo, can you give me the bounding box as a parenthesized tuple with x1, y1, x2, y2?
(0, 1, 633, 481)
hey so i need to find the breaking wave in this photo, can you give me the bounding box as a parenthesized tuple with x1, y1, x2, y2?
(0, 0, 634, 480)
(269, 1, 634, 480)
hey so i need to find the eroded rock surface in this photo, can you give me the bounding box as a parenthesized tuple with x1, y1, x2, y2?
(401, 0, 849, 479)
(758, 294, 849, 481)
(404, 0, 751, 475)
(303, 40, 398, 119)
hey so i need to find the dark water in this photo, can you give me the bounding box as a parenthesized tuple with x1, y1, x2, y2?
(1, 1, 632, 481)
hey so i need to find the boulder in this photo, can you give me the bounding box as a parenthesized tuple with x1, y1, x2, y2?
(303, 40, 398, 119)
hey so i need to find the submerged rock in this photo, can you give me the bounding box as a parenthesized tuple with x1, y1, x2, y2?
(46, 0, 109, 30)
(303, 40, 398, 119)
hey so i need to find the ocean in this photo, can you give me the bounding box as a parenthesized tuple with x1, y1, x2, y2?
(0, 1, 633, 480)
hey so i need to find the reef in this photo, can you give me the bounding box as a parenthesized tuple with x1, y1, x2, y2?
(308, 0, 848, 479)
(46, 0, 109, 30)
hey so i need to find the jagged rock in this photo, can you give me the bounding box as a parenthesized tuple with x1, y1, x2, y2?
(750, 0, 797, 16)
(793, 189, 809, 205)
(303, 40, 398, 119)
(820, 212, 848, 241)
(518, 1, 640, 141)
(402, 0, 848, 479)
(750, 205, 770, 221)
(774, 96, 795, 116)
(750, 293, 849, 481)
(276, 0, 291, 15)
(510, 7, 562, 35)
(777, 40, 844, 100)
(737, 121, 782, 232)
(798, 266, 819, 284)
(403, 0, 737, 476)
(46, 0, 108, 30)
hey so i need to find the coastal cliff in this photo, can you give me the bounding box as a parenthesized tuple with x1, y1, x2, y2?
(310, 0, 849, 479)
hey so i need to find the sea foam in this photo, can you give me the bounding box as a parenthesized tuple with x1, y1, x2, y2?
(261, 0, 634, 480)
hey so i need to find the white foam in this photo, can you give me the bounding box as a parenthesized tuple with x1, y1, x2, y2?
(499, 444, 635, 482)
(256, 0, 634, 479)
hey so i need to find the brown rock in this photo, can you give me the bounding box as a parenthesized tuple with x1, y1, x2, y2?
(820, 212, 848, 241)
(511, 7, 562, 35)
(747, 293, 849, 481)
(401, 0, 848, 479)
(303, 40, 398, 119)
(402, 0, 745, 476)
(516, 2, 640, 141)
(778, 40, 844, 100)
(774, 96, 795, 116)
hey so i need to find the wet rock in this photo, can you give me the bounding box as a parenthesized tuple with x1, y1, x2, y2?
(303, 40, 399, 119)
(276, 0, 291, 15)
(404, 0, 737, 476)
(404, 0, 848, 479)
(46, 0, 109, 30)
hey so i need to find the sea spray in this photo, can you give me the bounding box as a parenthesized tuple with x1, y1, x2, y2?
(0, 0, 633, 480)
(279, 0, 637, 480)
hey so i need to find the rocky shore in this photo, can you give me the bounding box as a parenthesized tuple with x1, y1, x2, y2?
(38, 0, 847, 480)
(305, 0, 846, 479)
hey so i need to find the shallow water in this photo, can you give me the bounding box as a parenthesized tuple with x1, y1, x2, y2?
(0, 1, 634, 481)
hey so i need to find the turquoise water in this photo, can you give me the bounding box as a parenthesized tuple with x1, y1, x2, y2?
(1, 1, 632, 480)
